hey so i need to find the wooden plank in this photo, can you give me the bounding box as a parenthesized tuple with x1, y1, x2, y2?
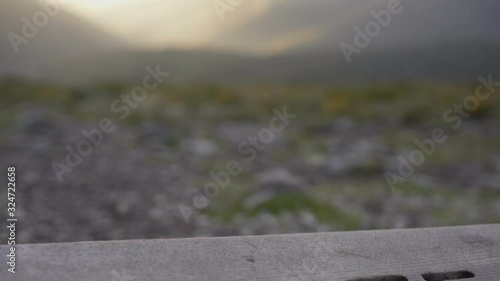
(1, 224, 499, 281)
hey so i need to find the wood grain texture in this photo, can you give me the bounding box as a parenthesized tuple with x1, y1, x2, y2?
(1, 224, 499, 281)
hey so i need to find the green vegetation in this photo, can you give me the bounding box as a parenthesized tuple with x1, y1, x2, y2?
(205, 186, 363, 230)
(3, 79, 499, 126)
(2, 78, 499, 228)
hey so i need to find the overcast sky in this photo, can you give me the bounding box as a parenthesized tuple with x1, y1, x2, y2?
(41, 0, 500, 57)
(65, 0, 280, 53)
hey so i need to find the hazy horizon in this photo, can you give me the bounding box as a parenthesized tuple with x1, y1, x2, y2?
(2, 0, 500, 83)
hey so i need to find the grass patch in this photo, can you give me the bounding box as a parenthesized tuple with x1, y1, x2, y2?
(205, 188, 363, 230)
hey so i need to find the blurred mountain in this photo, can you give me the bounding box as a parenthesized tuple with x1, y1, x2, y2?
(46, 41, 500, 84)
(214, 0, 500, 53)
(0, 0, 128, 78)
(1, 0, 500, 83)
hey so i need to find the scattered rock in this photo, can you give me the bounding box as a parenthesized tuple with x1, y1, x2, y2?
(217, 123, 261, 145)
(18, 108, 66, 138)
(304, 154, 326, 168)
(112, 192, 139, 217)
(138, 122, 176, 150)
(183, 139, 218, 156)
(255, 168, 307, 193)
(217, 122, 286, 148)
(327, 137, 386, 175)
(244, 190, 274, 209)
(1, 106, 498, 243)
(332, 117, 355, 133)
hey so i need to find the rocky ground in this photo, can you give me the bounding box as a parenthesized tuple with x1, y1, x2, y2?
(0, 80, 499, 243)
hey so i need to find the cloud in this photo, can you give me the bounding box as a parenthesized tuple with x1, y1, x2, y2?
(64, 0, 282, 50)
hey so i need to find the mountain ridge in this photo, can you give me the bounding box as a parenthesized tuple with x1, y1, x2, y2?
(1, 0, 499, 83)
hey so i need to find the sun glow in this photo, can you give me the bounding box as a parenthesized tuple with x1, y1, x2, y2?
(63, 0, 287, 53)
(65, 0, 136, 14)
(64, 0, 227, 49)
